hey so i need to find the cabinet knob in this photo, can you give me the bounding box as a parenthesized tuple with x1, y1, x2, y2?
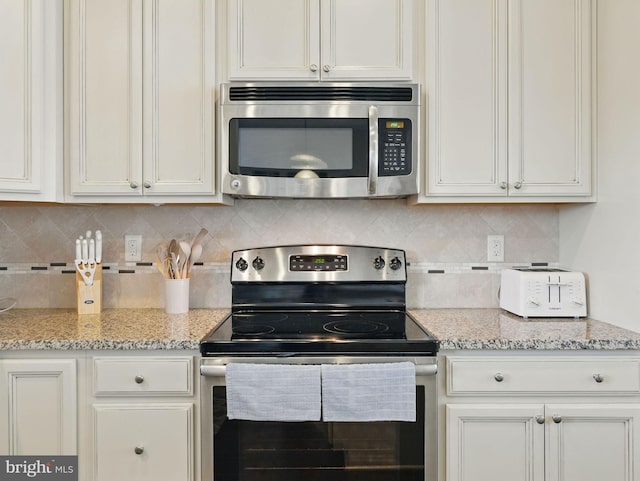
(499, 181, 507, 190)
(514, 181, 523, 189)
(134, 446, 144, 455)
(552, 414, 562, 424)
(593, 373, 604, 383)
(535, 415, 545, 424)
(322, 64, 331, 72)
(130, 181, 139, 189)
(494, 373, 504, 382)
(134, 375, 144, 384)
(143, 181, 151, 189)
(310, 64, 318, 72)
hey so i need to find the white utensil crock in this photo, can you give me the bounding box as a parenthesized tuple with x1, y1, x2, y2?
(164, 278, 190, 314)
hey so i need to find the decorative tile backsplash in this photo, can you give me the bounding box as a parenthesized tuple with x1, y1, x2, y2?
(0, 200, 559, 309)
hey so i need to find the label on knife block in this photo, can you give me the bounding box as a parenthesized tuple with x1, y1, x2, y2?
(76, 264, 102, 315)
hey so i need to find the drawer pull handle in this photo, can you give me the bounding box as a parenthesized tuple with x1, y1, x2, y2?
(494, 373, 504, 382)
(535, 415, 545, 424)
(593, 374, 604, 383)
(552, 415, 562, 424)
(134, 446, 144, 455)
(134, 375, 145, 384)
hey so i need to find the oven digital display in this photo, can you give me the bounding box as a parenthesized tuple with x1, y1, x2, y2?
(290, 255, 347, 271)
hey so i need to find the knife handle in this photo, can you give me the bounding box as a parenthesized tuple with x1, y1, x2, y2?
(95, 230, 102, 263)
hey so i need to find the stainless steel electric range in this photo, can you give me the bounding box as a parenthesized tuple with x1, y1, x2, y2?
(200, 245, 439, 481)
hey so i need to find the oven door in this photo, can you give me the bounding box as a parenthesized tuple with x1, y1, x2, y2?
(200, 357, 437, 481)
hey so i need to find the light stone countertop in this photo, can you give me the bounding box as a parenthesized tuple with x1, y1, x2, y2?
(0, 308, 639, 351)
(411, 309, 640, 350)
(0, 308, 228, 350)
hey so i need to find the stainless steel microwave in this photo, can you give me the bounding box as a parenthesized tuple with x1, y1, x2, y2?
(219, 83, 421, 198)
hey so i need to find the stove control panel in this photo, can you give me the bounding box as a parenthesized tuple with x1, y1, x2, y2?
(231, 245, 407, 283)
(290, 254, 347, 271)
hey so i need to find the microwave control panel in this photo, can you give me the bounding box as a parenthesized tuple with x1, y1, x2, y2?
(379, 119, 412, 176)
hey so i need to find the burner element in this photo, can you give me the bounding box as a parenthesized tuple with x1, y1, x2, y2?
(323, 320, 389, 335)
(231, 312, 289, 337)
(233, 312, 289, 323)
(232, 324, 276, 336)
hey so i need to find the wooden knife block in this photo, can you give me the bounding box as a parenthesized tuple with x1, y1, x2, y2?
(76, 264, 102, 315)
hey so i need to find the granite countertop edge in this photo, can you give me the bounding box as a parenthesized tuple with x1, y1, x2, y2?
(0, 308, 639, 352)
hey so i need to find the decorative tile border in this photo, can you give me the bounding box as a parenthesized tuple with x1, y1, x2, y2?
(0, 260, 559, 309)
(0, 261, 558, 276)
(0, 262, 229, 275)
(407, 261, 558, 274)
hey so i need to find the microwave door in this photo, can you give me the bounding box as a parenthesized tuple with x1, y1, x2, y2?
(229, 118, 370, 180)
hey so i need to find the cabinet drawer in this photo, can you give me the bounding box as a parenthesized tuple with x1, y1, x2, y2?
(94, 357, 193, 396)
(93, 403, 194, 481)
(447, 357, 640, 395)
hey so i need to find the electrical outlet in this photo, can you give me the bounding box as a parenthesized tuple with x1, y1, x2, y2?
(487, 235, 504, 262)
(124, 234, 142, 262)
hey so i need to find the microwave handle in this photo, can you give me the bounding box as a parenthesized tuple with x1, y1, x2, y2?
(368, 105, 379, 194)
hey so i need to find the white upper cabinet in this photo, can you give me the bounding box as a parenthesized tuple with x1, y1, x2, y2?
(66, 0, 216, 202)
(0, 0, 62, 202)
(226, 0, 414, 81)
(425, 0, 593, 201)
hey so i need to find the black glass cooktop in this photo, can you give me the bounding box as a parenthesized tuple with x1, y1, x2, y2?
(200, 310, 439, 357)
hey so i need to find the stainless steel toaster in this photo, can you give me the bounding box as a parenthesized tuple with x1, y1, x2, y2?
(499, 268, 587, 318)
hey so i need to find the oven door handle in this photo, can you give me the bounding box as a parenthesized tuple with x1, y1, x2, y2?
(200, 364, 437, 377)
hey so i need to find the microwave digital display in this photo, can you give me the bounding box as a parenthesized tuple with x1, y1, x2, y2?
(386, 120, 405, 129)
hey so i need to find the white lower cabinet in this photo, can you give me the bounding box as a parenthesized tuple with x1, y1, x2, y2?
(444, 354, 640, 481)
(90, 355, 197, 481)
(93, 404, 194, 481)
(447, 404, 640, 481)
(0, 359, 77, 455)
(545, 404, 640, 481)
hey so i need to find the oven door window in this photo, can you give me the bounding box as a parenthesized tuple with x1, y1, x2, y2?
(229, 118, 369, 178)
(212, 386, 425, 481)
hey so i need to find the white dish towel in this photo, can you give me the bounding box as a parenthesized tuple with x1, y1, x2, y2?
(321, 362, 416, 422)
(225, 363, 322, 421)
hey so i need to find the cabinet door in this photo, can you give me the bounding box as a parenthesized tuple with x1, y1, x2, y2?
(93, 403, 194, 481)
(141, 0, 215, 195)
(0, 359, 77, 455)
(447, 404, 545, 481)
(67, 0, 144, 196)
(227, 0, 320, 80)
(546, 404, 640, 481)
(320, 0, 413, 80)
(508, 0, 592, 196)
(0, 0, 61, 201)
(426, 0, 508, 196)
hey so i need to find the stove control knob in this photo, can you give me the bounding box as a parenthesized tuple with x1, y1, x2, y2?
(252, 256, 265, 270)
(373, 256, 385, 270)
(235, 258, 248, 271)
(389, 257, 402, 270)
